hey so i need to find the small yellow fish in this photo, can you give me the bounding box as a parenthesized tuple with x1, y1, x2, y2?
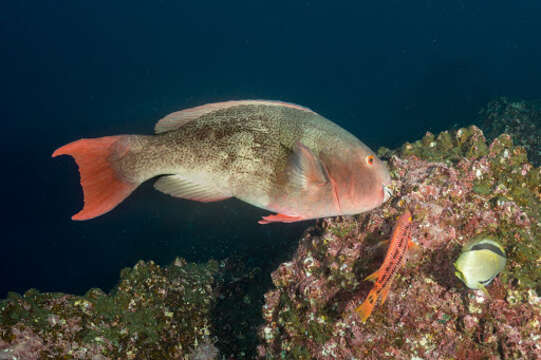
(454, 236, 506, 295)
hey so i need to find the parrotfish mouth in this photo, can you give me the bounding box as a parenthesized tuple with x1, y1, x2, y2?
(383, 185, 393, 203)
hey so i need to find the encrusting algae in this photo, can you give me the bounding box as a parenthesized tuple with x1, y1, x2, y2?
(1, 108, 540, 359)
(257, 125, 540, 359)
(479, 96, 541, 166)
(0, 258, 221, 360)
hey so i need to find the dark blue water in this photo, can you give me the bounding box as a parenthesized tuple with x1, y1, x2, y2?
(1, 0, 540, 298)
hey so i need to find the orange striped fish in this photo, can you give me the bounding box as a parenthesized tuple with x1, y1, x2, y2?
(355, 209, 413, 322)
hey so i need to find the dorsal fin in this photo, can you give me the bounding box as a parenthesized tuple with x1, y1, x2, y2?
(154, 100, 315, 134)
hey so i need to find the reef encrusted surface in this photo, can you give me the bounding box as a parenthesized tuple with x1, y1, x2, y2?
(0, 258, 220, 360)
(1, 125, 540, 360)
(257, 126, 540, 359)
(479, 97, 541, 166)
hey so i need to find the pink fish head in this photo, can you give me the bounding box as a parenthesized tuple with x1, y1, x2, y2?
(321, 146, 392, 215)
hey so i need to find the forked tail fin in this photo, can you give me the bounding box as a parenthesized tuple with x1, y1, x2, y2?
(355, 288, 379, 323)
(52, 136, 138, 220)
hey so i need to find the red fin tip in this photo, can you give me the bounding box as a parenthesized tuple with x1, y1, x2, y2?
(258, 213, 304, 224)
(53, 136, 137, 220)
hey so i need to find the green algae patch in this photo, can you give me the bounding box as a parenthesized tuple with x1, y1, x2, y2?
(398, 126, 489, 163)
(472, 181, 492, 195)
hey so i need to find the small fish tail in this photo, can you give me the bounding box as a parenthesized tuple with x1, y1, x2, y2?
(355, 288, 379, 323)
(52, 135, 138, 220)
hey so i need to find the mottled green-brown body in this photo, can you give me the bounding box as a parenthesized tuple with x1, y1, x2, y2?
(54, 100, 391, 222)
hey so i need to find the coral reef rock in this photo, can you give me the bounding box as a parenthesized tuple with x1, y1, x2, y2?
(0, 258, 220, 360)
(479, 97, 541, 166)
(257, 126, 540, 360)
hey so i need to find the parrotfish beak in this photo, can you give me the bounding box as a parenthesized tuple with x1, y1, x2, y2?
(383, 185, 393, 203)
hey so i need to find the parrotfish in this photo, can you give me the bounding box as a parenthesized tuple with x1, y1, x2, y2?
(356, 209, 413, 322)
(53, 100, 392, 223)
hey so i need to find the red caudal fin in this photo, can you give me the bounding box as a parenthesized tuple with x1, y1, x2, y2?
(52, 136, 137, 220)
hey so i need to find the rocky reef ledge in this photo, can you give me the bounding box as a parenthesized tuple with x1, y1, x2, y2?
(1, 125, 540, 360)
(0, 259, 220, 360)
(258, 126, 540, 359)
(479, 97, 541, 167)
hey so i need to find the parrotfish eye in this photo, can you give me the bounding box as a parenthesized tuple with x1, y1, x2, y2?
(365, 155, 375, 166)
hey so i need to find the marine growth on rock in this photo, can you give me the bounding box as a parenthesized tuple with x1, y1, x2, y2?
(479, 96, 541, 166)
(257, 125, 540, 360)
(1, 123, 540, 360)
(0, 259, 220, 360)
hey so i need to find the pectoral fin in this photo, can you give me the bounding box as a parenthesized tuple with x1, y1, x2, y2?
(408, 239, 419, 249)
(286, 142, 330, 190)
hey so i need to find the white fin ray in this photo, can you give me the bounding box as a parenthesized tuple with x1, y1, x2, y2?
(154, 175, 231, 202)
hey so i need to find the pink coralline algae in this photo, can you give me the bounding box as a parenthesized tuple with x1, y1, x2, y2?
(257, 125, 540, 359)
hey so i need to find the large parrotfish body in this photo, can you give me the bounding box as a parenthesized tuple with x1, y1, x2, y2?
(53, 100, 392, 223)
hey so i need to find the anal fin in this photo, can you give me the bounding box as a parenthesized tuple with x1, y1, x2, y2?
(378, 283, 392, 305)
(154, 175, 231, 202)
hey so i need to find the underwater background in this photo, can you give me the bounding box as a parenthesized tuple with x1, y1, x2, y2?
(1, 1, 540, 358)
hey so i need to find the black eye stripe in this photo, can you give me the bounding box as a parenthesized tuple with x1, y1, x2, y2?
(470, 243, 506, 258)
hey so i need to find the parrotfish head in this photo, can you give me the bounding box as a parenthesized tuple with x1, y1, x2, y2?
(321, 146, 392, 215)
